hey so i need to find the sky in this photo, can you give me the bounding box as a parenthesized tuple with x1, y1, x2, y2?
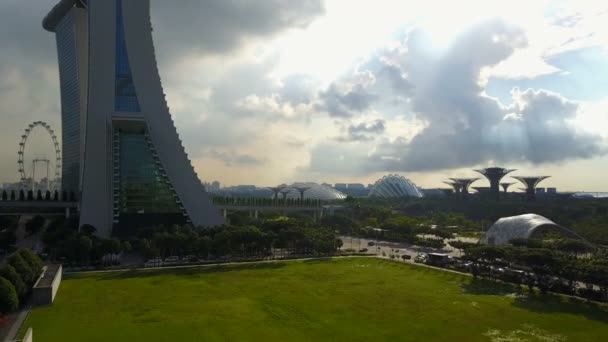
(1, 0, 608, 191)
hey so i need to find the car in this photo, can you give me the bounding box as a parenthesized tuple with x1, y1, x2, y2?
(367, 241, 375, 246)
(414, 253, 427, 263)
(359, 248, 369, 252)
(182, 255, 197, 262)
(164, 256, 180, 263)
(401, 254, 412, 260)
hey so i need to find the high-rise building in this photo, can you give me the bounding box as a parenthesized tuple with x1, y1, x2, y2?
(43, 0, 224, 237)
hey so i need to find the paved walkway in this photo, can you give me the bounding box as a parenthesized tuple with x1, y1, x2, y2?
(1, 302, 31, 342)
(63, 254, 376, 275)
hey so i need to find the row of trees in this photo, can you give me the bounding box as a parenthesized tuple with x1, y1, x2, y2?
(0, 189, 77, 202)
(38, 216, 343, 266)
(137, 219, 342, 261)
(459, 239, 608, 301)
(42, 218, 132, 265)
(212, 196, 323, 207)
(0, 249, 43, 314)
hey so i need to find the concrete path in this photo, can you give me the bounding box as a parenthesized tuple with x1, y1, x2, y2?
(2, 302, 31, 342)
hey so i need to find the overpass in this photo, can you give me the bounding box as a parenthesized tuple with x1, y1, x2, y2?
(0, 201, 78, 217)
(0, 198, 328, 221)
(215, 204, 324, 220)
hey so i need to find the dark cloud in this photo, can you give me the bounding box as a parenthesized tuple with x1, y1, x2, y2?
(317, 83, 377, 118)
(207, 149, 265, 167)
(376, 64, 414, 93)
(307, 18, 607, 175)
(151, 0, 324, 59)
(0, 0, 59, 181)
(336, 119, 386, 142)
(0, 0, 324, 182)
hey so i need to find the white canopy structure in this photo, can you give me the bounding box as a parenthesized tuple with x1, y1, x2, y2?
(481, 213, 584, 245)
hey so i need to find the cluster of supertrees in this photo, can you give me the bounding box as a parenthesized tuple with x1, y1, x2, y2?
(443, 167, 550, 201)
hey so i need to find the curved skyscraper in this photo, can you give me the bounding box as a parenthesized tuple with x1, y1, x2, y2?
(44, 0, 224, 237)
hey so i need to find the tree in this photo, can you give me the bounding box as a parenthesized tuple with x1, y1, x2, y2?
(0, 229, 16, 252)
(449, 240, 476, 255)
(556, 256, 581, 294)
(121, 241, 132, 253)
(74, 235, 93, 264)
(17, 249, 43, 276)
(0, 217, 18, 252)
(8, 253, 36, 285)
(553, 239, 593, 256)
(508, 238, 543, 249)
(0, 265, 26, 299)
(25, 216, 45, 237)
(80, 224, 96, 236)
(0, 277, 19, 314)
(464, 245, 506, 262)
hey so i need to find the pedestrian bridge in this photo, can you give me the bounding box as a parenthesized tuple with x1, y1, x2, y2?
(215, 204, 323, 219)
(0, 200, 77, 217)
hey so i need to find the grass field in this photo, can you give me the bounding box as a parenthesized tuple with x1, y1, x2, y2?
(21, 258, 608, 341)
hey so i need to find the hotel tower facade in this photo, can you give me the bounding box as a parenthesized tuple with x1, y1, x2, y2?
(43, 0, 224, 237)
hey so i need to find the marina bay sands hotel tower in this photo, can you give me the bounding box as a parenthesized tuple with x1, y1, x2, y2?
(43, 0, 224, 237)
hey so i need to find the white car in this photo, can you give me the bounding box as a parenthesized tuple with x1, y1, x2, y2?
(164, 256, 180, 264)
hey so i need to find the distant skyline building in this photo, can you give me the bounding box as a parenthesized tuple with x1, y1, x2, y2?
(513, 176, 551, 201)
(43, 0, 223, 236)
(474, 167, 515, 201)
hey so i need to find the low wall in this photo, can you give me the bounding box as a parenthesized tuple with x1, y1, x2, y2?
(22, 328, 33, 342)
(32, 264, 62, 306)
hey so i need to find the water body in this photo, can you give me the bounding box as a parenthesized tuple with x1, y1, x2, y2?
(572, 192, 608, 199)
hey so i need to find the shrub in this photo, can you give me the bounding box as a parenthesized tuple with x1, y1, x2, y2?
(8, 253, 35, 285)
(0, 265, 26, 299)
(0, 277, 19, 314)
(17, 249, 43, 276)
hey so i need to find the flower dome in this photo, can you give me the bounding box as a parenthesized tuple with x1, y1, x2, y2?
(284, 182, 347, 201)
(369, 174, 423, 198)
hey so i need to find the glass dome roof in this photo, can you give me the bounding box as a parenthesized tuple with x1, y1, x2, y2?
(369, 174, 423, 198)
(283, 182, 347, 201)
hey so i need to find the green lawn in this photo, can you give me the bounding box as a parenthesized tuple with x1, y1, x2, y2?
(21, 258, 608, 341)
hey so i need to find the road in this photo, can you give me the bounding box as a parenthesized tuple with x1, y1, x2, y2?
(339, 235, 476, 259)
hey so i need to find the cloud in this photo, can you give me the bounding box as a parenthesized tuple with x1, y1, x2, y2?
(0, 0, 326, 183)
(206, 149, 266, 167)
(306, 18, 607, 175)
(316, 70, 378, 118)
(336, 119, 386, 142)
(151, 0, 324, 59)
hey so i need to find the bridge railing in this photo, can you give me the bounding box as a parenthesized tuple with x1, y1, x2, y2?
(211, 196, 323, 208)
(0, 189, 77, 202)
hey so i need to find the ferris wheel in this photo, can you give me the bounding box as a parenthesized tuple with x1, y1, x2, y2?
(17, 121, 61, 190)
